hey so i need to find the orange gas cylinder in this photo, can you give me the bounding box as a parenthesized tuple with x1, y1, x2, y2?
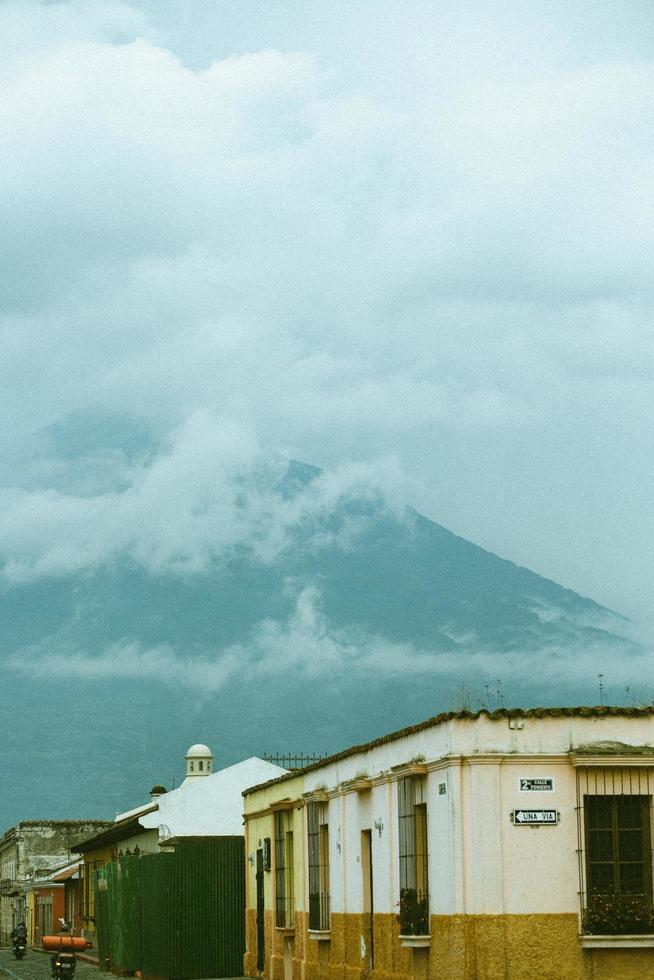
(42, 936, 91, 951)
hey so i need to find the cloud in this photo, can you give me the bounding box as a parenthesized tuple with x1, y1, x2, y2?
(0, 1, 149, 77)
(2, 13, 652, 441)
(0, 2, 652, 617)
(8, 583, 652, 705)
(6, 585, 417, 691)
(0, 411, 411, 581)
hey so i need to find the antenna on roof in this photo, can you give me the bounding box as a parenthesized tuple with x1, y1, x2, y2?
(496, 679, 504, 708)
(597, 673, 604, 706)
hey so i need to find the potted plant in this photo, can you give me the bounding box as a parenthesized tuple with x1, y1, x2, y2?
(583, 893, 654, 935)
(398, 888, 429, 937)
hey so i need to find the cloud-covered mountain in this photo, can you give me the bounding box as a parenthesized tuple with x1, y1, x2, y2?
(0, 415, 646, 828)
(1, 3, 653, 624)
(1, 5, 652, 834)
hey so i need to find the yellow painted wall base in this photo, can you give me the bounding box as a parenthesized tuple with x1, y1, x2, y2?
(245, 909, 654, 980)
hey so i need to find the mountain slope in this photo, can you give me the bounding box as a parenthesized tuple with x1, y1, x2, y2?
(0, 457, 640, 827)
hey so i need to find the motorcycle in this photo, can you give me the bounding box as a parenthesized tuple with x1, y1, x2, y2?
(52, 951, 76, 979)
(12, 938, 27, 959)
(43, 933, 89, 979)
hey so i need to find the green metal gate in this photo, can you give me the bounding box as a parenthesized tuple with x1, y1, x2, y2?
(106, 854, 141, 973)
(95, 837, 245, 979)
(140, 849, 175, 978)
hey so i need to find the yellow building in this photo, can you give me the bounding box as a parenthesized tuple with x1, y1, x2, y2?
(243, 706, 654, 980)
(78, 843, 115, 943)
(244, 772, 306, 980)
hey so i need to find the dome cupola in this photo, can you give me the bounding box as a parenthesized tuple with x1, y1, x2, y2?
(184, 743, 213, 782)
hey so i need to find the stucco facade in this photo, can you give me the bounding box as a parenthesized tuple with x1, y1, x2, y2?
(243, 707, 654, 980)
(244, 774, 306, 980)
(27, 881, 65, 946)
(0, 820, 111, 946)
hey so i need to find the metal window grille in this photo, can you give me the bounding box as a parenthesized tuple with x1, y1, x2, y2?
(576, 766, 654, 933)
(275, 811, 295, 928)
(398, 776, 429, 935)
(307, 802, 330, 930)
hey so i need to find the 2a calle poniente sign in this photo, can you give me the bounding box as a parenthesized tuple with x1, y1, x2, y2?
(519, 777, 554, 792)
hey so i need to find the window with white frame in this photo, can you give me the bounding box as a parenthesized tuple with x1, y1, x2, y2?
(307, 801, 330, 930)
(275, 809, 295, 928)
(398, 776, 429, 935)
(578, 766, 654, 935)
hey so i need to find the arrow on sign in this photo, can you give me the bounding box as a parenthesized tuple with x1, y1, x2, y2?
(512, 809, 558, 824)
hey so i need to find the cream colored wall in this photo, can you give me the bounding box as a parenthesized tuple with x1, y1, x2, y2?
(310, 766, 457, 920)
(500, 759, 578, 915)
(247, 813, 270, 911)
(243, 773, 306, 916)
(242, 714, 654, 979)
(299, 713, 654, 921)
(303, 714, 654, 793)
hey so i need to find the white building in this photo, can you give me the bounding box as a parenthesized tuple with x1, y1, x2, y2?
(139, 751, 288, 841)
(244, 706, 654, 980)
(81, 744, 287, 856)
(75, 744, 286, 941)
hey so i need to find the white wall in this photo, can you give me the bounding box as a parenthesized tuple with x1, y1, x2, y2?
(300, 713, 654, 919)
(139, 756, 287, 837)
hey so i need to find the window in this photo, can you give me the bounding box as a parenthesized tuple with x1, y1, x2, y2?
(586, 795, 651, 898)
(82, 860, 104, 920)
(65, 886, 76, 931)
(398, 776, 429, 935)
(275, 810, 295, 928)
(199, 761, 204, 771)
(307, 802, 330, 930)
(38, 897, 53, 939)
(577, 766, 654, 936)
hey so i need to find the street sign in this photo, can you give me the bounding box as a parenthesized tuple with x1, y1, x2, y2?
(511, 809, 559, 825)
(519, 777, 554, 792)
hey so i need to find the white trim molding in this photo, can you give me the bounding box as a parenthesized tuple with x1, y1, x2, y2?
(579, 934, 654, 949)
(400, 935, 431, 948)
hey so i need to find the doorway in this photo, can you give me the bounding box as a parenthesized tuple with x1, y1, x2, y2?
(38, 897, 53, 941)
(256, 848, 265, 973)
(361, 830, 374, 971)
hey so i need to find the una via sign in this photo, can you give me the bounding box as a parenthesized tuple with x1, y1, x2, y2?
(520, 777, 554, 792)
(512, 809, 559, 825)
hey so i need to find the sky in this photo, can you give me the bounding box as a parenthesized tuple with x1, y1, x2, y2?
(1, 0, 653, 624)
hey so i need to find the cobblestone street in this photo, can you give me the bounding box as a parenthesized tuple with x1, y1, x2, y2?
(0, 950, 99, 980)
